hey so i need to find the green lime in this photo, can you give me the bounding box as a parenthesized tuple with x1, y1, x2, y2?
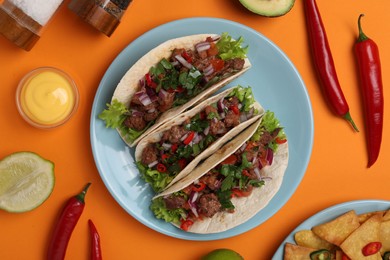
(0, 151, 55, 213)
(201, 248, 244, 260)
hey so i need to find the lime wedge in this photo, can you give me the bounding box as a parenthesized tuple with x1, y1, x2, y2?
(202, 249, 244, 260)
(0, 151, 55, 213)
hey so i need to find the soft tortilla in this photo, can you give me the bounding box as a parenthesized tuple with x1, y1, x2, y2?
(154, 116, 289, 234)
(112, 34, 251, 147)
(135, 86, 263, 190)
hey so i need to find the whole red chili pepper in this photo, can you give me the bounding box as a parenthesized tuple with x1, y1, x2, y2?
(88, 219, 103, 260)
(354, 14, 384, 167)
(47, 183, 91, 260)
(304, 0, 359, 131)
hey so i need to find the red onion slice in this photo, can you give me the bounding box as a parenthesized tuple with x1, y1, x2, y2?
(188, 191, 199, 218)
(180, 132, 189, 142)
(148, 160, 158, 168)
(162, 143, 172, 150)
(131, 110, 144, 117)
(203, 126, 210, 136)
(139, 93, 152, 106)
(266, 148, 274, 165)
(240, 113, 248, 122)
(217, 98, 226, 112)
(196, 42, 211, 53)
(253, 167, 261, 180)
(175, 54, 193, 69)
(203, 64, 214, 76)
(239, 142, 247, 152)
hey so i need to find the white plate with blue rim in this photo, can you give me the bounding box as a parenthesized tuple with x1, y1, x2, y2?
(90, 17, 314, 240)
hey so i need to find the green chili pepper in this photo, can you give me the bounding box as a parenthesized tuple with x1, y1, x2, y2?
(310, 249, 331, 260)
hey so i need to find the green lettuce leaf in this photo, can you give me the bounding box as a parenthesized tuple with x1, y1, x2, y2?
(98, 99, 128, 128)
(150, 197, 186, 225)
(216, 32, 248, 60)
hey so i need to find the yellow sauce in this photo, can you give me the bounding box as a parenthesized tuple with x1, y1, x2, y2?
(20, 70, 76, 126)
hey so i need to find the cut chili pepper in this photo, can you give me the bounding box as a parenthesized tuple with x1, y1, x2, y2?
(362, 241, 382, 256)
(221, 154, 238, 165)
(88, 219, 102, 260)
(171, 144, 178, 153)
(242, 169, 251, 177)
(161, 153, 170, 161)
(180, 219, 193, 231)
(229, 105, 240, 115)
(145, 73, 157, 88)
(183, 131, 195, 145)
(157, 163, 167, 173)
(181, 51, 192, 63)
(355, 14, 384, 167)
(200, 111, 206, 120)
(192, 182, 206, 192)
(310, 249, 331, 260)
(178, 158, 187, 169)
(47, 183, 91, 260)
(175, 86, 184, 93)
(275, 137, 287, 144)
(304, 0, 358, 131)
(231, 187, 252, 198)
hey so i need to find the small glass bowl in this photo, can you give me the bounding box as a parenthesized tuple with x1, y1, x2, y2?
(16, 67, 79, 129)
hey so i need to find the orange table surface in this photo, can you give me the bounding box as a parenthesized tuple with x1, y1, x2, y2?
(1, 0, 389, 259)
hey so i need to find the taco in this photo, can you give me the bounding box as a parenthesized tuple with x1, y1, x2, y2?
(150, 110, 288, 233)
(99, 33, 251, 147)
(135, 86, 263, 193)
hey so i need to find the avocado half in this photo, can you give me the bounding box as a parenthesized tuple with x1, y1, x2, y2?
(239, 0, 296, 17)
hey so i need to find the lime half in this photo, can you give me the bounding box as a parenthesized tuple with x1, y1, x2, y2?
(201, 249, 244, 260)
(0, 152, 55, 213)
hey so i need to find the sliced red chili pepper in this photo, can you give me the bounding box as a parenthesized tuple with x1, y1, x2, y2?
(47, 183, 91, 260)
(157, 163, 167, 173)
(178, 158, 187, 170)
(229, 105, 240, 115)
(175, 86, 184, 93)
(145, 73, 157, 88)
(303, 0, 358, 131)
(88, 219, 103, 260)
(355, 14, 384, 167)
(275, 137, 287, 144)
(362, 241, 382, 256)
(200, 111, 206, 120)
(161, 153, 170, 161)
(181, 51, 192, 63)
(171, 144, 178, 153)
(231, 187, 252, 198)
(221, 154, 238, 165)
(242, 169, 251, 177)
(232, 186, 253, 198)
(192, 182, 206, 192)
(180, 219, 193, 231)
(183, 131, 195, 145)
